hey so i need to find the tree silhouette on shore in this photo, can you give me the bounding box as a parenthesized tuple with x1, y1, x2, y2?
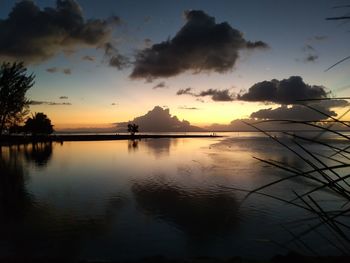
(127, 123, 139, 136)
(24, 112, 54, 135)
(0, 62, 34, 135)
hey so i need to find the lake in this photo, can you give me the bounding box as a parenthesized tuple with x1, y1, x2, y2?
(0, 132, 349, 261)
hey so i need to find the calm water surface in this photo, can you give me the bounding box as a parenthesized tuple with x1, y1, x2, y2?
(0, 132, 349, 260)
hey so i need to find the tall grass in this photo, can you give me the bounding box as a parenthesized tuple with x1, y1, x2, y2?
(232, 100, 350, 256)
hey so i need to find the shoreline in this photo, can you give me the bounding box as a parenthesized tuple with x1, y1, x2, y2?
(0, 134, 222, 145)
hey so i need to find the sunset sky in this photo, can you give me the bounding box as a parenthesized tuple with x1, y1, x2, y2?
(1, 0, 350, 130)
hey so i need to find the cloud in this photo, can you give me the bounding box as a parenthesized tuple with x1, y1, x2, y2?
(59, 96, 69, 99)
(111, 102, 117, 106)
(46, 67, 72, 74)
(303, 44, 315, 52)
(82, 55, 95, 61)
(198, 89, 234, 101)
(176, 87, 194, 95)
(130, 10, 268, 80)
(103, 42, 130, 69)
(238, 76, 348, 122)
(0, 0, 120, 64)
(29, 100, 72, 106)
(205, 98, 350, 131)
(206, 118, 317, 132)
(63, 68, 71, 75)
(178, 106, 199, 110)
(304, 54, 318, 63)
(152, 81, 168, 89)
(250, 99, 349, 121)
(46, 67, 59, 73)
(246, 41, 269, 49)
(251, 105, 332, 121)
(310, 35, 328, 41)
(300, 44, 319, 63)
(115, 106, 203, 132)
(237, 76, 328, 104)
(315, 99, 349, 108)
(177, 87, 234, 101)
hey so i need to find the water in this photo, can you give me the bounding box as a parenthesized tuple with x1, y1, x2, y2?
(0, 132, 349, 261)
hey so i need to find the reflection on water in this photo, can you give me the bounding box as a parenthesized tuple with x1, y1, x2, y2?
(0, 133, 348, 261)
(0, 147, 31, 221)
(23, 142, 53, 166)
(128, 139, 139, 152)
(0, 145, 117, 260)
(132, 179, 239, 239)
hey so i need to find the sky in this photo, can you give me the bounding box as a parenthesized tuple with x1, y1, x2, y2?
(1, 0, 350, 130)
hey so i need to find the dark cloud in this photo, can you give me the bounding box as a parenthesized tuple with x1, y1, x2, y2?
(63, 68, 71, 75)
(251, 105, 331, 121)
(176, 87, 194, 95)
(103, 42, 130, 69)
(198, 89, 234, 101)
(250, 99, 349, 121)
(177, 87, 234, 101)
(303, 44, 315, 52)
(46, 67, 59, 73)
(115, 106, 203, 132)
(152, 81, 168, 89)
(29, 100, 72, 106)
(46, 67, 72, 74)
(237, 76, 328, 104)
(301, 44, 319, 63)
(315, 99, 349, 108)
(304, 54, 318, 63)
(0, 0, 120, 63)
(311, 35, 328, 41)
(178, 106, 199, 110)
(246, 41, 269, 49)
(130, 10, 268, 80)
(206, 119, 315, 132)
(111, 103, 117, 106)
(59, 96, 68, 99)
(82, 55, 95, 61)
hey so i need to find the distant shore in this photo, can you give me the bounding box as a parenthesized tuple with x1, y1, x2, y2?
(0, 134, 222, 145)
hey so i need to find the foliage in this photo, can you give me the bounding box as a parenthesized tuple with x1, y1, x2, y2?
(24, 112, 54, 135)
(231, 102, 350, 255)
(127, 123, 139, 136)
(0, 62, 34, 135)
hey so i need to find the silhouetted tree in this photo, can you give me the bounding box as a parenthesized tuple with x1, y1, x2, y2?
(127, 123, 139, 136)
(0, 62, 34, 135)
(24, 112, 54, 135)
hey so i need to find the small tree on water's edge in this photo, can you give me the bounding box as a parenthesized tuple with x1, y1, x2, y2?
(127, 123, 139, 136)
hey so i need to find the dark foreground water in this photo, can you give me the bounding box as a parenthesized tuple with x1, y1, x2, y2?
(0, 132, 349, 261)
